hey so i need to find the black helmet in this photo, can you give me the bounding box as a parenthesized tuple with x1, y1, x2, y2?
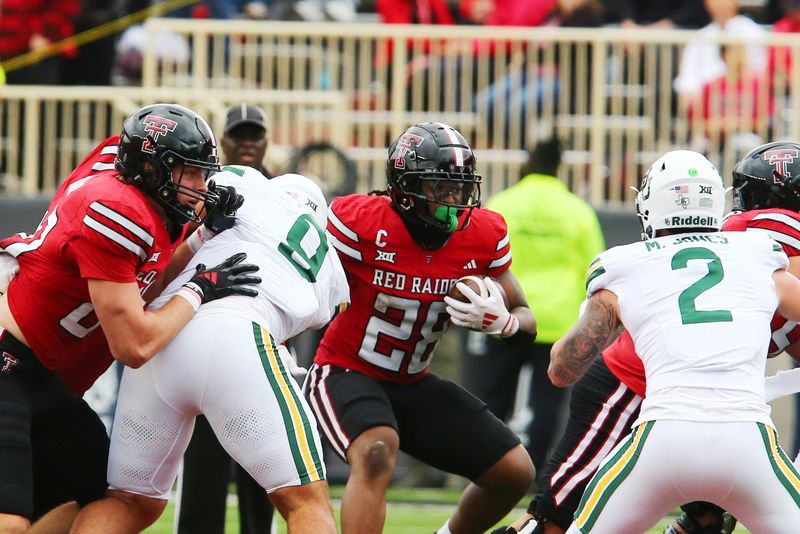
(386, 122, 481, 235)
(732, 141, 800, 212)
(115, 103, 221, 224)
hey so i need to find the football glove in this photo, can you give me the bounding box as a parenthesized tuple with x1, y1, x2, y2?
(180, 252, 261, 309)
(0, 252, 19, 295)
(204, 182, 245, 234)
(444, 277, 519, 337)
(277, 344, 308, 382)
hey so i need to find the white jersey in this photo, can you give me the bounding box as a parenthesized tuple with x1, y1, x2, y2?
(151, 167, 350, 343)
(586, 231, 788, 426)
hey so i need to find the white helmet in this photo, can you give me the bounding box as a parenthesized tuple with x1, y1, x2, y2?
(271, 173, 329, 229)
(635, 150, 725, 240)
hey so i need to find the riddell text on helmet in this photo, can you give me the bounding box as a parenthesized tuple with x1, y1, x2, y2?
(664, 215, 718, 226)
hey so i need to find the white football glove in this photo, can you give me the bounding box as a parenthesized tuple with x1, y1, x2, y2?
(444, 277, 519, 337)
(0, 252, 19, 295)
(277, 344, 308, 382)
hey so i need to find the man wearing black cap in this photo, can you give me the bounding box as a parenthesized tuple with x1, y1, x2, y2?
(220, 103, 273, 178)
(176, 103, 275, 534)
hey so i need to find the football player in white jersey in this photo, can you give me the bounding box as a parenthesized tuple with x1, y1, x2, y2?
(548, 151, 800, 533)
(71, 168, 349, 534)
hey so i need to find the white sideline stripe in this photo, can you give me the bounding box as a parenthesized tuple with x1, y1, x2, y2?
(496, 233, 509, 251)
(748, 226, 800, 252)
(328, 210, 359, 242)
(488, 250, 511, 269)
(91, 162, 116, 171)
(330, 235, 362, 261)
(83, 215, 147, 261)
(89, 202, 154, 246)
(100, 145, 119, 155)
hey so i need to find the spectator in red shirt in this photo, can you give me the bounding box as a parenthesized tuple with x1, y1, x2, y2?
(0, 0, 80, 84)
(770, 0, 800, 76)
(459, 0, 556, 27)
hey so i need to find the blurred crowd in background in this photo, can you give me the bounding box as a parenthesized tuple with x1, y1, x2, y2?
(1, 0, 798, 87)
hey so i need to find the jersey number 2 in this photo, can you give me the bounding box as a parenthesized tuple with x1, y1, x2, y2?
(671, 247, 733, 324)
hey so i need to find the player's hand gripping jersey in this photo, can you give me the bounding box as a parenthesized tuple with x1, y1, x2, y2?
(316, 194, 511, 383)
(151, 166, 349, 341)
(586, 231, 788, 426)
(0, 137, 177, 394)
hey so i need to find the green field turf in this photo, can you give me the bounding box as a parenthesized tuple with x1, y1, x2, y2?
(142, 486, 751, 533)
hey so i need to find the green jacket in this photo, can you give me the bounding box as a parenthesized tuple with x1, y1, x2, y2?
(487, 173, 605, 343)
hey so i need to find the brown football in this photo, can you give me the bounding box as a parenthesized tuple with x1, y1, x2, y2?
(447, 275, 509, 308)
(448, 275, 487, 302)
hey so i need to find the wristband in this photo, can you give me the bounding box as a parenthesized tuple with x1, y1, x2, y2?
(499, 313, 519, 338)
(185, 226, 217, 254)
(176, 283, 203, 312)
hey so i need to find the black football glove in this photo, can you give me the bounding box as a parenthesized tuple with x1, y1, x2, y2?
(203, 181, 245, 234)
(183, 252, 261, 304)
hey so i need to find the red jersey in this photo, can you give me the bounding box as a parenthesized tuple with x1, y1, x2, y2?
(0, 137, 177, 395)
(317, 194, 511, 384)
(603, 207, 800, 398)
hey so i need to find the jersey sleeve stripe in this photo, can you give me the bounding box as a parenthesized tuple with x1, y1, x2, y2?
(100, 145, 119, 155)
(586, 265, 606, 289)
(488, 249, 512, 269)
(83, 215, 147, 261)
(91, 162, 116, 171)
(328, 209, 359, 243)
(329, 235, 362, 261)
(496, 233, 509, 251)
(89, 202, 154, 246)
(753, 212, 800, 232)
(747, 227, 800, 252)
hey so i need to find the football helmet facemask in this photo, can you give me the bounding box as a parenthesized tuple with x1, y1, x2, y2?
(731, 141, 800, 212)
(635, 150, 725, 240)
(386, 122, 481, 236)
(115, 103, 221, 225)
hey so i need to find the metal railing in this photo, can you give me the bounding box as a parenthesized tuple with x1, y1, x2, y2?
(0, 86, 347, 195)
(136, 19, 800, 204)
(5, 21, 800, 206)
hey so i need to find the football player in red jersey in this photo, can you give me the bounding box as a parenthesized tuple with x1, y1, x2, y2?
(496, 142, 800, 534)
(305, 122, 537, 534)
(0, 103, 260, 533)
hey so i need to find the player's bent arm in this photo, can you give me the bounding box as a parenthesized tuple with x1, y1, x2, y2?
(89, 278, 195, 368)
(775, 269, 800, 323)
(497, 269, 537, 336)
(787, 255, 800, 278)
(549, 289, 621, 387)
(148, 241, 195, 302)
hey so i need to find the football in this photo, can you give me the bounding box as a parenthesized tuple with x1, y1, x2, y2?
(448, 275, 509, 308)
(447, 275, 488, 302)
